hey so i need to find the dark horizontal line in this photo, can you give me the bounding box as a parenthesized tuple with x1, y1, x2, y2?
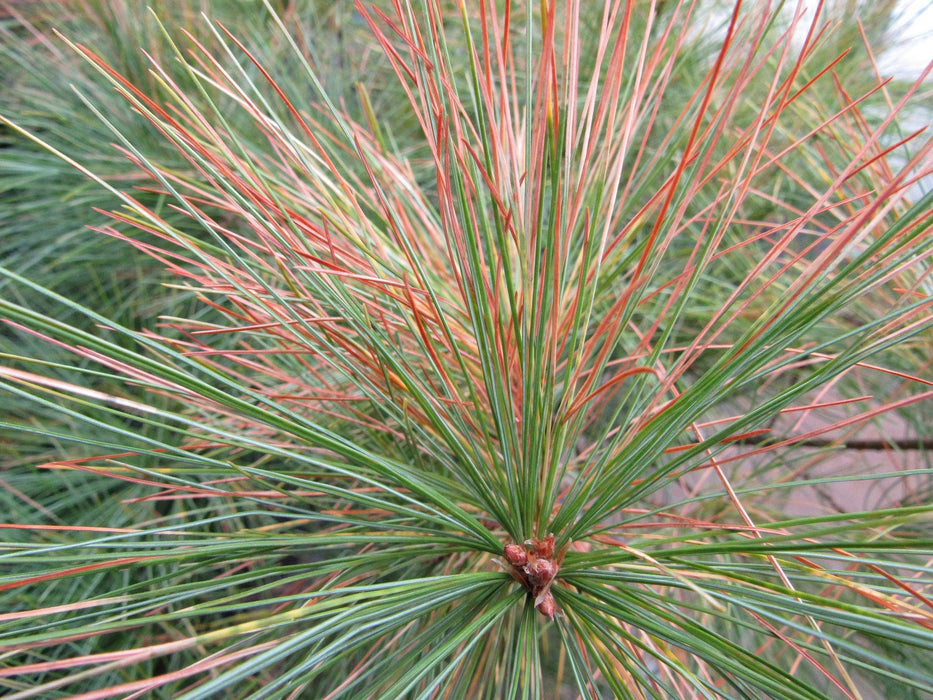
(732, 435, 933, 451)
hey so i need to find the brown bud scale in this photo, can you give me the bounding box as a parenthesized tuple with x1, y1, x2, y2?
(535, 591, 556, 619)
(502, 536, 560, 619)
(503, 543, 528, 567)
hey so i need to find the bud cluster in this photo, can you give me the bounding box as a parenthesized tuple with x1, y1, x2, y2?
(503, 534, 559, 619)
